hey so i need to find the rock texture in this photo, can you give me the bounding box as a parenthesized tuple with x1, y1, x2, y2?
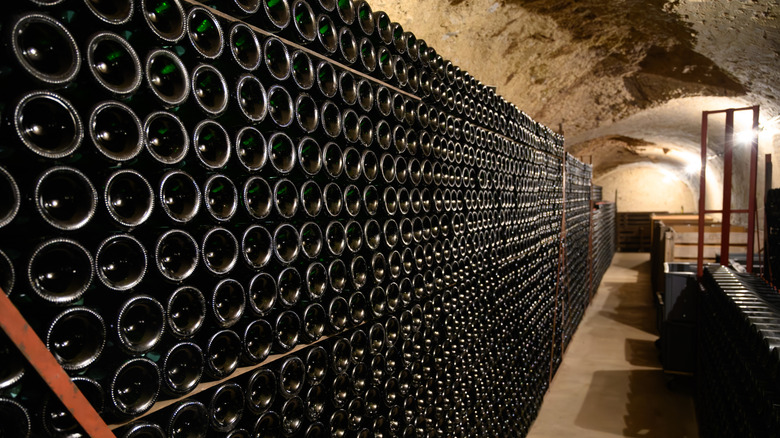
(368, 0, 780, 211)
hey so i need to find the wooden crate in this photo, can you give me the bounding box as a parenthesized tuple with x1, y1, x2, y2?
(650, 216, 749, 291)
(617, 211, 668, 252)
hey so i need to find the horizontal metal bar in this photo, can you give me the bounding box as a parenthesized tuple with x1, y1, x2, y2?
(703, 106, 760, 115)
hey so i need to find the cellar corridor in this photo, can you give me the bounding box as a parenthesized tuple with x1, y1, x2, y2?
(528, 253, 699, 438)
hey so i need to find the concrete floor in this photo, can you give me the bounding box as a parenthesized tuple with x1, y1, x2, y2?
(527, 253, 699, 438)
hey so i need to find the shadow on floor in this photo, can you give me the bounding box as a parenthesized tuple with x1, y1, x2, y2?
(574, 369, 698, 438)
(624, 338, 661, 368)
(598, 282, 659, 335)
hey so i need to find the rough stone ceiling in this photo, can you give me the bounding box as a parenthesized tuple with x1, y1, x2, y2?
(367, 0, 780, 183)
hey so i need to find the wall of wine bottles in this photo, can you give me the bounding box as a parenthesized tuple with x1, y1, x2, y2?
(698, 265, 780, 437)
(0, 0, 616, 437)
(591, 201, 616, 298)
(556, 157, 592, 357)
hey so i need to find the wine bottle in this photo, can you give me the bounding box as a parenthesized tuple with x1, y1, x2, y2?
(190, 63, 229, 117)
(361, 151, 378, 181)
(354, 0, 374, 36)
(298, 137, 323, 178)
(201, 227, 239, 276)
(367, 286, 386, 318)
(204, 175, 239, 222)
(324, 221, 346, 257)
(41, 376, 104, 437)
(143, 111, 189, 165)
(295, 92, 320, 133)
(166, 400, 208, 438)
(28, 238, 94, 305)
(301, 302, 326, 342)
(343, 186, 360, 218)
(0, 397, 31, 438)
(0, 167, 19, 230)
(9, 13, 81, 86)
(372, 10, 392, 46)
(343, 111, 360, 144)
(263, 84, 295, 128)
(349, 291, 368, 324)
(235, 74, 268, 123)
(275, 310, 301, 351)
(85, 32, 142, 97)
(228, 23, 262, 71)
(235, 127, 267, 171)
(251, 410, 281, 436)
(144, 48, 190, 108)
(88, 101, 143, 162)
(192, 119, 231, 169)
(277, 267, 302, 308)
(166, 285, 207, 339)
(185, 6, 224, 59)
(376, 46, 393, 80)
(300, 222, 323, 259)
(223, 428, 251, 438)
(273, 178, 299, 219)
(305, 383, 326, 421)
(330, 407, 349, 435)
(108, 357, 161, 419)
(159, 341, 204, 396)
(304, 421, 326, 438)
(263, 36, 292, 81)
(13, 91, 83, 159)
(95, 234, 147, 291)
(267, 131, 297, 174)
(304, 262, 327, 301)
(253, 0, 291, 33)
(288, 0, 317, 44)
(328, 296, 349, 332)
(315, 61, 338, 99)
(242, 318, 273, 364)
(34, 166, 97, 231)
(321, 142, 344, 181)
(114, 294, 166, 355)
(315, 14, 338, 55)
(208, 382, 245, 433)
(154, 229, 199, 281)
(243, 178, 273, 220)
(291, 50, 316, 90)
(211, 278, 245, 328)
(246, 368, 276, 415)
(277, 355, 306, 401)
(349, 255, 368, 290)
(330, 337, 351, 375)
(140, 0, 187, 43)
(203, 329, 242, 379)
(0, 331, 24, 392)
(356, 78, 374, 113)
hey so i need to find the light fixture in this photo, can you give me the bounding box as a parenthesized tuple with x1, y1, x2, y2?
(685, 161, 700, 174)
(735, 129, 755, 145)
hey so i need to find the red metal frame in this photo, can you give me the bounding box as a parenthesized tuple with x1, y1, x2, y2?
(697, 106, 760, 277)
(0, 288, 113, 437)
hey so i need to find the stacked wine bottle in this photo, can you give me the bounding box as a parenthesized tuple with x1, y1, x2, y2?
(698, 265, 780, 438)
(0, 0, 615, 436)
(556, 156, 593, 355)
(591, 200, 616, 298)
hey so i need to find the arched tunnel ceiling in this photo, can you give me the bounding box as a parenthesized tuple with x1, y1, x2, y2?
(367, 0, 780, 181)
